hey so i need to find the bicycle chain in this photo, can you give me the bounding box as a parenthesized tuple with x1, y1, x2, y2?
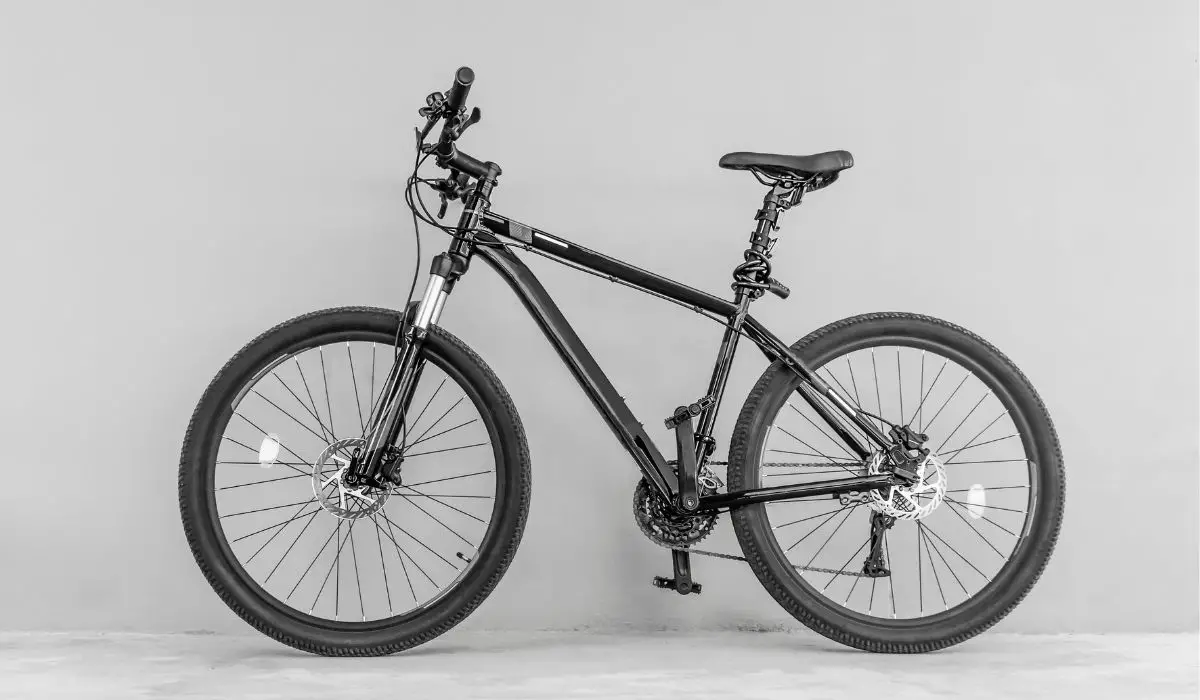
(670, 460, 873, 578)
(677, 547, 872, 578)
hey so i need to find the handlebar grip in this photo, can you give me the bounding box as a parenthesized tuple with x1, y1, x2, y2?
(444, 66, 475, 115)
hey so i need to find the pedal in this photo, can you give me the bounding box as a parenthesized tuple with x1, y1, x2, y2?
(664, 396, 715, 429)
(651, 576, 702, 595)
(651, 550, 702, 595)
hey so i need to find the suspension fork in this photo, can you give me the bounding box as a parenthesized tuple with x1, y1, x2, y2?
(354, 169, 499, 481)
(352, 275, 443, 480)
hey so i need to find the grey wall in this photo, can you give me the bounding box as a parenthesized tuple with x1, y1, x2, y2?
(1, 1, 1195, 633)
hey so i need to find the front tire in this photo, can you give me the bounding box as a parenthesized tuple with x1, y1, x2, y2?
(729, 313, 1064, 652)
(179, 307, 531, 655)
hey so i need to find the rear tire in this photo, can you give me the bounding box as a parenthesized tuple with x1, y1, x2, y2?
(179, 307, 531, 655)
(728, 313, 1064, 652)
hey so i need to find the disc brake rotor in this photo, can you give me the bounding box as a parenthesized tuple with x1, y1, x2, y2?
(865, 450, 947, 520)
(312, 438, 389, 520)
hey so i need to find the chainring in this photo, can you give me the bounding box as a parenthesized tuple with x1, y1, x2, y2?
(632, 476, 719, 549)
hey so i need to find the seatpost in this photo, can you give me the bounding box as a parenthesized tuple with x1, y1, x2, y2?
(690, 181, 801, 467)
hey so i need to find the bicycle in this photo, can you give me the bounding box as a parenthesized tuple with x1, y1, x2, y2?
(178, 66, 1065, 656)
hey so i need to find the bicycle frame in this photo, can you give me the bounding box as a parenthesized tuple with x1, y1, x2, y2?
(361, 177, 903, 512)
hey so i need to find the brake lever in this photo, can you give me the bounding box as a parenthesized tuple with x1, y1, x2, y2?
(453, 107, 482, 139)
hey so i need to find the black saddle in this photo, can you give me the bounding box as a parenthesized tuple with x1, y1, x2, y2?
(719, 151, 854, 180)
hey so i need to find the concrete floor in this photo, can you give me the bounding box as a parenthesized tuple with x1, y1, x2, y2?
(0, 630, 1194, 699)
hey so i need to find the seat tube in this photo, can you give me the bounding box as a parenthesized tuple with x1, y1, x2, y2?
(694, 294, 751, 462)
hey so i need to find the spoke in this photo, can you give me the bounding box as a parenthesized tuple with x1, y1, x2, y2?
(311, 520, 356, 614)
(398, 493, 490, 499)
(402, 469, 494, 489)
(406, 397, 465, 449)
(918, 523, 947, 608)
(379, 509, 462, 570)
(923, 524, 988, 581)
(221, 499, 315, 519)
(943, 499, 1007, 558)
(823, 535, 870, 591)
(896, 350, 904, 426)
(943, 497, 1026, 515)
(350, 522, 366, 620)
(217, 460, 308, 467)
(946, 459, 1029, 466)
(944, 432, 1020, 458)
(787, 504, 858, 553)
(274, 373, 334, 443)
(406, 379, 446, 439)
(397, 485, 487, 523)
(912, 350, 925, 429)
(846, 357, 864, 415)
(286, 521, 342, 599)
(405, 418, 478, 450)
(773, 502, 851, 530)
(243, 507, 320, 567)
(934, 392, 991, 453)
(372, 513, 394, 616)
(265, 509, 321, 584)
(822, 367, 864, 413)
(295, 357, 337, 443)
(335, 521, 342, 618)
(229, 415, 313, 474)
(232, 501, 318, 545)
(222, 435, 310, 479)
(910, 357, 948, 433)
(319, 347, 335, 442)
(871, 349, 884, 433)
(397, 494, 476, 547)
(776, 426, 860, 475)
(922, 526, 970, 595)
(369, 343, 377, 414)
(945, 485, 1028, 494)
(767, 449, 858, 462)
(952, 506, 1021, 537)
(347, 343, 365, 433)
(373, 513, 425, 598)
(252, 389, 334, 448)
(219, 472, 312, 490)
(804, 506, 858, 566)
(403, 442, 488, 460)
(844, 565, 864, 603)
(885, 533, 896, 618)
(939, 411, 1006, 461)
(922, 372, 968, 434)
(786, 404, 858, 460)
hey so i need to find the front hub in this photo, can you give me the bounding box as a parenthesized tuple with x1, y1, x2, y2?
(312, 438, 389, 520)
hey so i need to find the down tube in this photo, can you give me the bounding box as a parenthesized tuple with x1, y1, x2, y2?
(472, 243, 678, 498)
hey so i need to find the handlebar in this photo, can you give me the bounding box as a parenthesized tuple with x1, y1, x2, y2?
(443, 66, 474, 117)
(416, 65, 495, 182)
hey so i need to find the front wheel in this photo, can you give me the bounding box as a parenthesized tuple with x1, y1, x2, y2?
(729, 313, 1064, 652)
(178, 307, 531, 656)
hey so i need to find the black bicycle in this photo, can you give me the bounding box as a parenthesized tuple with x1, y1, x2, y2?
(179, 67, 1064, 655)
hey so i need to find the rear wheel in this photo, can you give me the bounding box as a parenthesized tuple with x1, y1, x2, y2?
(178, 307, 531, 655)
(729, 313, 1064, 652)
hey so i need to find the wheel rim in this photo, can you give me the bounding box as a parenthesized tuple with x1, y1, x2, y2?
(754, 339, 1039, 622)
(207, 331, 502, 626)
